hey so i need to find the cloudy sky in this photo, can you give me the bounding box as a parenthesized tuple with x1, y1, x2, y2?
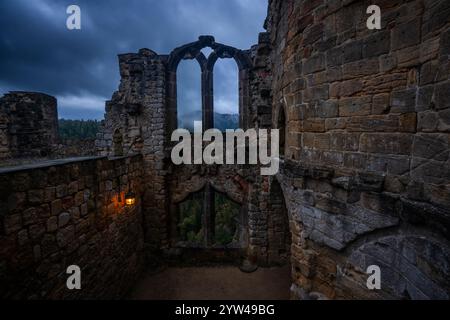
(0, 0, 267, 119)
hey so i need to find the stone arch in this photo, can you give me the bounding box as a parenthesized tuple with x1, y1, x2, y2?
(167, 36, 251, 74)
(342, 233, 450, 300)
(170, 173, 247, 206)
(166, 36, 252, 133)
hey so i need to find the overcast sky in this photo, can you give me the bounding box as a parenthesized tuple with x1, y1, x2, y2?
(0, 0, 267, 119)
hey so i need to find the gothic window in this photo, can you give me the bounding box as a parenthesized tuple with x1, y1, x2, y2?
(178, 191, 204, 245)
(177, 185, 241, 248)
(213, 58, 239, 131)
(214, 191, 240, 246)
(168, 37, 251, 134)
(177, 60, 202, 132)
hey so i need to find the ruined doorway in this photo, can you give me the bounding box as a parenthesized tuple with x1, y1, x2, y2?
(268, 179, 291, 266)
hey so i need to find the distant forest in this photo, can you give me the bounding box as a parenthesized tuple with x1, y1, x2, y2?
(178, 111, 239, 132)
(58, 112, 238, 140)
(58, 119, 101, 140)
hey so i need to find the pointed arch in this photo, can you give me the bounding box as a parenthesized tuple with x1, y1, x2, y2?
(166, 36, 252, 134)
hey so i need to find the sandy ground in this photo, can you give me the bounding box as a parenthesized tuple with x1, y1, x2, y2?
(129, 265, 291, 300)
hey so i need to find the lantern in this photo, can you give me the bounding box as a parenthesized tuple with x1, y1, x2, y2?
(125, 191, 136, 206)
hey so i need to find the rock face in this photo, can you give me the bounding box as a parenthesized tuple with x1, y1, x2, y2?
(267, 0, 450, 299)
(0, 92, 59, 160)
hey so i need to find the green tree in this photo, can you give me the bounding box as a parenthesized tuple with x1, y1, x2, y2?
(59, 119, 101, 140)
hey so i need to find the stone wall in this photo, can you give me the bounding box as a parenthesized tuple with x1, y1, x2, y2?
(250, 32, 274, 130)
(96, 49, 168, 250)
(2, 0, 448, 301)
(0, 92, 59, 161)
(0, 155, 144, 299)
(268, 0, 450, 299)
(96, 37, 292, 267)
(53, 139, 97, 159)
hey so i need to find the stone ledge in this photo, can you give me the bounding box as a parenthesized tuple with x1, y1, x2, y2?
(281, 159, 386, 192)
(1, 91, 57, 101)
(0, 154, 142, 175)
(281, 159, 335, 180)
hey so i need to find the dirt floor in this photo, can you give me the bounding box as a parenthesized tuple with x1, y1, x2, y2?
(129, 265, 291, 300)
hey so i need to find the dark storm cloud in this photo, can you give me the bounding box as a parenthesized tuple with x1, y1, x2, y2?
(0, 0, 267, 119)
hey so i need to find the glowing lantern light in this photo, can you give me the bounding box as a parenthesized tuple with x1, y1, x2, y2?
(125, 191, 136, 206)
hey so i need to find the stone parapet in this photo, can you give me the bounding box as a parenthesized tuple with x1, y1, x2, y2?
(0, 155, 144, 299)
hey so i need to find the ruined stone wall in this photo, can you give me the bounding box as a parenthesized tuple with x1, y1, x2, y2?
(247, 33, 293, 266)
(0, 92, 59, 161)
(96, 49, 168, 249)
(268, 0, 450, 299)
(53, 138, 97, 159)
(0, 155, 144, 299)
(250, 32, 274, 129)
(97, 37, 292, 267)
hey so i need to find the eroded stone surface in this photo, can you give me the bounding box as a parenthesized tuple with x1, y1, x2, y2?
(268, 0, 450, 299)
